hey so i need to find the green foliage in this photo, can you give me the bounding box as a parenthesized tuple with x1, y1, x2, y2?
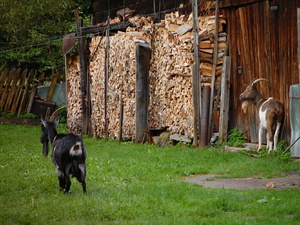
(1, 124, 300, 224)
(0, 0, 91, 72)
(0, 110, 15, 118)
(239, 140, 292, 163)
(0, 111, 36, 119)
(226, 128, 247, 147)
(56, 105, 67, 124)
(18, 113, 37, 119)
(258, 140, 292, 163)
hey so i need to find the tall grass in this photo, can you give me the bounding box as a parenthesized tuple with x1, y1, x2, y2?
(0, 124, 300, 224)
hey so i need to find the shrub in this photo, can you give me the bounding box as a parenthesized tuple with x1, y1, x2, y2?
(226, 128, 246, 147)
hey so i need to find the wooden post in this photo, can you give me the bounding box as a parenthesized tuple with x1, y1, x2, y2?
(192, 0, 200, 147)
(219, 56, 232, 142)
(200, 86, 211, 147)
(104, 18, 110, 140)
(76, 9, 88, 135)
(135, 43, 151, 143)
(118, 95, 124, 143)
(208, 0, 220, 139)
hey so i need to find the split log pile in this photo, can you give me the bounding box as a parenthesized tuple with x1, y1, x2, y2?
(89, 31, 144, 139)
(149, 12, 227, 137)
(66, 56, 83, 134)
(67, 11, 227, 140)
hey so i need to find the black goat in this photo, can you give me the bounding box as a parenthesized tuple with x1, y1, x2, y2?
(40, 107, 86, 194)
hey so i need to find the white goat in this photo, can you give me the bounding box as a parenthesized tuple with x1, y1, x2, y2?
(239, 78, 284, 152)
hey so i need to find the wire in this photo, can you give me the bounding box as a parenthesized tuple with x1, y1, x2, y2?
(0, 39, 61, 53)
(0, 33, 95, 54)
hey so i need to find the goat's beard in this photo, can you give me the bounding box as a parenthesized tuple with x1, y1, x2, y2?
(242, 101, 249, 113)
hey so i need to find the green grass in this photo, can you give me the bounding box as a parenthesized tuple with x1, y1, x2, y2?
(0, 124, 300, 224)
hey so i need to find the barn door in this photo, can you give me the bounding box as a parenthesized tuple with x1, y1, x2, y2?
(232, 1, 275, 143)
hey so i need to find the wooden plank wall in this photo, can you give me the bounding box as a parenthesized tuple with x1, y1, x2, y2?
(224, 0, 300, 143)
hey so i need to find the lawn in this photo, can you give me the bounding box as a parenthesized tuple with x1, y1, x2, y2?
(0, 124, 300, 224)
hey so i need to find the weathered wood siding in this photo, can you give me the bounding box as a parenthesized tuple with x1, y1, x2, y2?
(224, 0, 300, 143)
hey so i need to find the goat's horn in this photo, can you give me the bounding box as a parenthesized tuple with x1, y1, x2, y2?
(251, 78, 269, 86)
(49, 105, 67, 122)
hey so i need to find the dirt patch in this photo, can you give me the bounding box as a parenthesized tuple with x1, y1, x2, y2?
(184, 171, 300, 190)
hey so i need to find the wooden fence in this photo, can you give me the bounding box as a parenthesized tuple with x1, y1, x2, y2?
(0, 68, 64, 117)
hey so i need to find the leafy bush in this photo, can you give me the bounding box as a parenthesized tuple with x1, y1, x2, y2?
(226, 128, 246, 147)
(19, 113, 37, 119)
(56, 105, 67, 124)
(258, 140, 291, 163)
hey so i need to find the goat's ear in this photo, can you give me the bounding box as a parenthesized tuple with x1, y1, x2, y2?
(41, 118, 47, 128)
(54, 116, 59, 126)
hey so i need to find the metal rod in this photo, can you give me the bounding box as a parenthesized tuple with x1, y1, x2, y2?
(282, 136, 300, 156)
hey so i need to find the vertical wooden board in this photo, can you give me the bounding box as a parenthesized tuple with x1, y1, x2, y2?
(225, 8, 239, 130)
(46, 74, 58, 102)
(135, 43, 151, 143)
(0, 69, 15, 109)
(17, 69, 36, 116)
(219, 56, 231, 142)
(0, 68, 9, 96)
(38, 72, 45, 86)
(27, 85, 37, 113)
(11, 69, 28, 113)
(4, 68, 21, 112)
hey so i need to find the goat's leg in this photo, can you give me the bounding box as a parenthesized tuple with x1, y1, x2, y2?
(64, 174, 71, 194)
(273, 123, 281, 150)
(82, 181, 86, 194)
(55, 166, 65, 190)
(266, 121, 274, 153)
(77, 163, 86, 193)
(257, 125, 264, 151)
(64, 164, 72, 193)
(267, 133, 272, 151)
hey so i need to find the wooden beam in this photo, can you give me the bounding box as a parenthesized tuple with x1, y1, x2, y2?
(219, 0, 263, 8)
(219, 56, 232, 142)
(81, 21, 133, 35)
(135, 43, 151, 143)
(208, 0, 220, 139)
(76, 9, 89, 135)
(104, 19, 110, 140)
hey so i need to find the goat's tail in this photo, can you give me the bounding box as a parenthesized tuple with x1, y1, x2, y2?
(70, 142, 83, 156)
(274, 108, 283, 116)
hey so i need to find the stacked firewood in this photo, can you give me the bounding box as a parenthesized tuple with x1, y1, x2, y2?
(67, 11, 227, 140)
(66, 56, 83, 134)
